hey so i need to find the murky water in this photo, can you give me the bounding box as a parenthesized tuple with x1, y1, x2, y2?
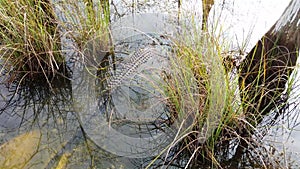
(0, 0, 299, 168)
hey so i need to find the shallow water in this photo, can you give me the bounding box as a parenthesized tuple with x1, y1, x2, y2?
(215, 0, 300, 167)
(0, 0, 299, 168)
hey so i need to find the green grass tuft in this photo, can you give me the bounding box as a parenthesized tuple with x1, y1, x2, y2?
(0, 0, 63, 83)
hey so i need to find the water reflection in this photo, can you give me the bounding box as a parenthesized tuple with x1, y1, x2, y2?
(0, 69, 132, 168)
(1, 0, 299, 168)
(74, 31, 181, 158)
(0, 73, 79, 168)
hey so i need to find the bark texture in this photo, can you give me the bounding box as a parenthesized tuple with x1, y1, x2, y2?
(202, 0, 214, 30)
(239, 0, 300, 123)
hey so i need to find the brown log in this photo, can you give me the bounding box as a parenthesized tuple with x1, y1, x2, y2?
(239, 0, 300, 123)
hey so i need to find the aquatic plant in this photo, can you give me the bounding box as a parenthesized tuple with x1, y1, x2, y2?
(0, 0, 63, 84)
(0, 0, 298, 168)
(145, 1, 300, 167)
(0, 0, 111, 85)
(54, 0, 111, 50)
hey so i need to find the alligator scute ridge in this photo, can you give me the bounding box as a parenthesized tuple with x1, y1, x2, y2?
(107, 46, 164, 91)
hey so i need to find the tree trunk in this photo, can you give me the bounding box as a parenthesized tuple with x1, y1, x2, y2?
(202, 0, 214, 30)
(239, 0, 300, 124)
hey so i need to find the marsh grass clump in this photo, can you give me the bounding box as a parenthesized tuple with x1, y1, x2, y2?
(147, 20, 297, 168)
(0, 0, 64, 84)
(55, 0, 111, 50)
(0, 0, 111, 86)
(142, 28, 232, 167)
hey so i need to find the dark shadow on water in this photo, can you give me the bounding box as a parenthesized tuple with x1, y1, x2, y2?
(0, 69, 78, 168)
(0, 68, 72, 131)
(1, 47, 295, 169)
(0, 43, 298, 169)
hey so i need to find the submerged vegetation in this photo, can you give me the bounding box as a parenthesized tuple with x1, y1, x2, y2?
(0, 0, 299, 168)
